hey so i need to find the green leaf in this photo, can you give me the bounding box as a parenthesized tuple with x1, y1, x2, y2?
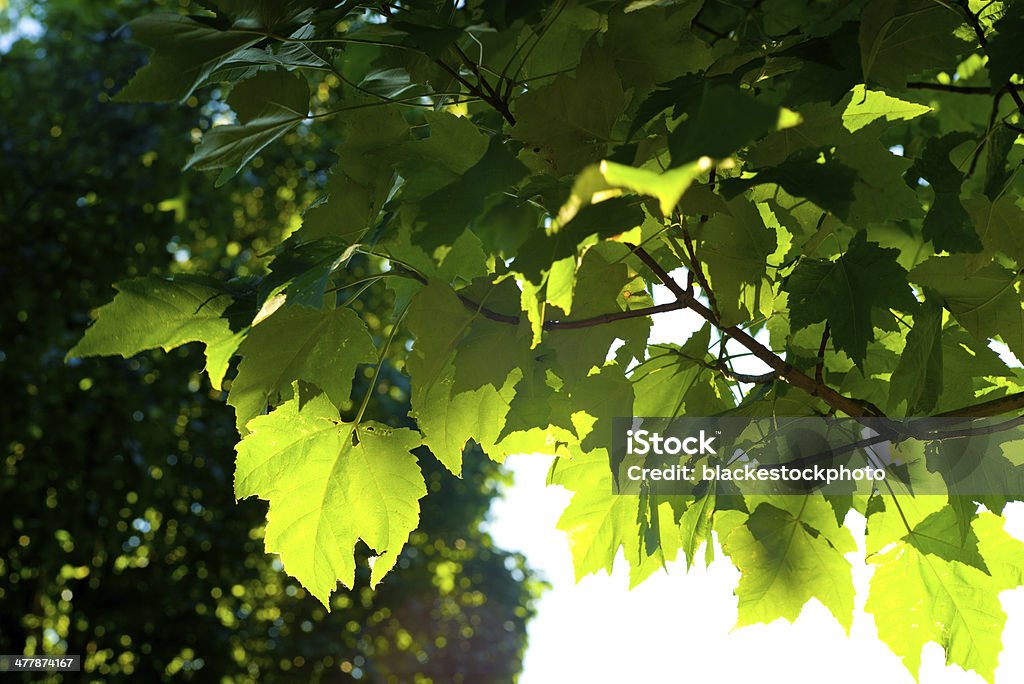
(513, 4, 600, 79)
(867, 543, 1006, 682)
(297, 106, 408, 242)
(678, 489, 716, 568)
(405, 280, 526, 472)
(185, 107, 305, 185)
(396, 111, 489, 202)
(974, 511, 1024, 591)
(511, 48, 627, 175)
(227, 68, 309, 123)
(567, 364, 634, 453)
(405, 278, 536, 471)
(511, 197, 643, 284)
(545, 246, 653, 382)
(859, 0, 965, 89)
(694, 197, 777, 326)
(933, 326, 1017, 413)
(68, 275, 239, 380)
(412, 366, 516, 475)
(910, 256, 1024, 361)
(785, 232, 917, 367)
(116, 14, 259, 103)
(907, 133, 980, 253)
(835, 131, 924, 229)
(602, 4, 711, 95)
(410, 136, 528, 252)
(450, 281, 529, 394)
(549, 449, 642, 580)
(984, 127, 1017, 200)
(722, 154, 859, 220)
(570, 157, 710, 217)
(669, 82, 781, 164)
(235, 392, 425, 604)
(390, 19, 462, 57)
(227, 305, 376, 432)
(987, 5, 1024, 89)
(909, 504, 988, 571)
(630, 325, 731, 417)
(497, 359, 575, 441)
(841, 84, 931, 132)
(723, 497, 856, 631)
(888, 296, 944, 414)
(964, 194, 1024, 269)
(217, 42, 332, 72)
(406, 280, 478, 400)
(260, 238, 351, 309)
(865, 445, 949, 557)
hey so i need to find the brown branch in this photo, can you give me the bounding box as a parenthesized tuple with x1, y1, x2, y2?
(762, 414, 1024, 472)
(968, 87, 1006, 178)
(435, 58, 517, 126)
(666, 347, 778, 383)
(679, 169, 720, 318)
(928, 413, 1024, 438)
(435, 59, 481, 96)
(454, 44, 501, 102)
(681, 226, 719, 316)
(629, 245, 885, 418)
(905, 81, 991, 94)
(936, 391, 1024, 418)
(693, 19, 729, 41)
(457, 293, 520, 325)
(391, 263, 685, 330)
(706, 360, 778, 384)
(815, 324, 830, 385)
(397, 246, 1024, 422)
(543, 301, 685, 330)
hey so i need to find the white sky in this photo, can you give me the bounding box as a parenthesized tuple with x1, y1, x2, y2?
(486, 277, 1024, 684)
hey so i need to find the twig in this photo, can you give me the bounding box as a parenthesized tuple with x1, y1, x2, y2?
(392, 245, 1024, 421)
(906, 81, 991, 94)
(628, 245, 885, 418)
(815, 324, 831, 385)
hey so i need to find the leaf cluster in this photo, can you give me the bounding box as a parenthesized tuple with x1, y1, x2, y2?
(68, 0, 1024, 678)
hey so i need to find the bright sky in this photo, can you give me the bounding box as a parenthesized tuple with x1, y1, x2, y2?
(486, 278, 1024, 684)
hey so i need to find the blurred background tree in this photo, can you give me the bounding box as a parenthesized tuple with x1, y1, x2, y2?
(0, 2, 543, 681)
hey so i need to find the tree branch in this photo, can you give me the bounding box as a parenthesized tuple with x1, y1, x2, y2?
(397, 245, 1024, 422)
(660, 345, 779, 383)
(905, 81, 991, 94)
(761, 414, 1024, 472)
(543, 301, 686, 330)
(629, 245, 885, 418)
(815, 324, 830, 385)
(679, 169, 720, 318)
(435, 58, 517, 126)
(937, 390, 1024, 418)
(958, 0, 1024, 112)
(968, 87, 1006, 177)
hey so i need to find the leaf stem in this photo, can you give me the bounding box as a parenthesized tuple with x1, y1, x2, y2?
(353, 307, 408, 433)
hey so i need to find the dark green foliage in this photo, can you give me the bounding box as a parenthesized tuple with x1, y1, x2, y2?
(43, 0, 1024, 681)
(1, 9, 538, 682)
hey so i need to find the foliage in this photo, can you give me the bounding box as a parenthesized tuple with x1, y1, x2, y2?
(1, 8, 539, 681)
(67, 0, 1024, 680)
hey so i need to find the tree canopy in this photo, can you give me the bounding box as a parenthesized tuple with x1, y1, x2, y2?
(63, 0, 1024, 681)
(2, 4, 539, 680)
